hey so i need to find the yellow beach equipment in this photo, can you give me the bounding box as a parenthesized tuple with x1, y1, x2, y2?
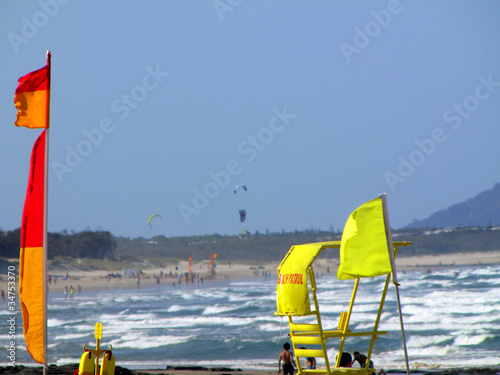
(276, 195, 412, 375)
(79, 322, 115, 375)
(79, 351, 96, 375)
(100, 351, 115, 375)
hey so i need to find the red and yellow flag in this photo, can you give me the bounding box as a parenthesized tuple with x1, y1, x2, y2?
(19, 130, 46, 364)
(14, 64, 50, 129)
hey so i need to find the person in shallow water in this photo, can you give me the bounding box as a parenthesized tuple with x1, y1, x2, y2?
(338, 352, 353, 367)
(278, 342, 296, 375)
(299, 347, 316, 369)
(353, 352, 386, 375)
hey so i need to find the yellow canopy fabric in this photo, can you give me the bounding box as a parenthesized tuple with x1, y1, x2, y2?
(276, 242, 339, 315)
(337, 197, 391, 280)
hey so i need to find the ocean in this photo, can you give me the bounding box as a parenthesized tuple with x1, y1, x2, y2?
(3, 264, 500, 370)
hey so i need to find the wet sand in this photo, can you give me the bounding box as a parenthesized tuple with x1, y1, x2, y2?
(0, 364, 499, 375)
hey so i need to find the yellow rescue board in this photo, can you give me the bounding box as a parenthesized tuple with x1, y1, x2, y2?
(100, 352, 115, 375)
(79, 351, 96, 375)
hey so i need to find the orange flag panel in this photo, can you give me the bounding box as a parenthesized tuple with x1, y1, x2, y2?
(14, 65, 49, 129)
(19, 130, 46, 364)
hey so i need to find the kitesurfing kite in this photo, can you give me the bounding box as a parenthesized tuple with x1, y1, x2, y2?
(148, 214, 161, 228)
(239, 210, 246, 222)
(234, 184, 247, 194)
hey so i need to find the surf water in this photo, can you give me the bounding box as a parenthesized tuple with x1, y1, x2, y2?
(3, 264, 500, 370)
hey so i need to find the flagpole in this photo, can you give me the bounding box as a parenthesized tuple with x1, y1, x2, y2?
(380, 194, 398, 285)
(42, 50, 51, 375)
(380, 194, 410, 375)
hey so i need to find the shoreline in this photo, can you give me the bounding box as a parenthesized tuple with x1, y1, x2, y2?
(1, 250, 500, 294)
(1, 364, 499, 375)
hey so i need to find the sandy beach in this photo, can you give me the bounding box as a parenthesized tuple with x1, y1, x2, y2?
(1, 250, 500, 295)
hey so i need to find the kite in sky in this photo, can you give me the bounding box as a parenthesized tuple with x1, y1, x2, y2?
(239, 210, 246, 222)
(234, 184, 247, 194)
(148, 214, 161, 228)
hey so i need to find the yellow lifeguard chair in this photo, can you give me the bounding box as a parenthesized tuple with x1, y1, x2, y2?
(275, 195, 411, 375)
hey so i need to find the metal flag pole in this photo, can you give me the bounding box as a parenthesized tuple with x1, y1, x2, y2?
(42, 50, 51, 375)
(380, 193, 410, 375)
(394, 277, 410, 375)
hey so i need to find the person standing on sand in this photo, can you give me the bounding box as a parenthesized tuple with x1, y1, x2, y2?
(278, 342, 296, 375)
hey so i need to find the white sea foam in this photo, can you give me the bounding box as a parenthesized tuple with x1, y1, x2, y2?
(10, 264, 500, 370)
(64, 324, 96, 332)
(258, 323, 281, 331)
(227, 294, 254, 302)
(55, 357, 83, 365)
(53, 332, 90, 340)
(352, 303, 383, 313)
(167, 304, 204, 312)
(315, 304, 346, 314)
(48, 303, 77, 310)
(203, 302, 249, 315)
(99, 312, 157, 321)
(108, 333, 194, 348)
(249, 294, 277, 302)
(407, 334, 452, 348)
(48, 318, 67, 327)
(453, 333, 491, 346)
(110, 358, 277, 370)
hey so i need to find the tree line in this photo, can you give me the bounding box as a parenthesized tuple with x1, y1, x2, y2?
(0, 228, 116, 259)
(1, 226, 499, 263)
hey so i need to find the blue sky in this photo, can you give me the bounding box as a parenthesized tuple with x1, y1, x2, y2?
(1, 1, 499, 238)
